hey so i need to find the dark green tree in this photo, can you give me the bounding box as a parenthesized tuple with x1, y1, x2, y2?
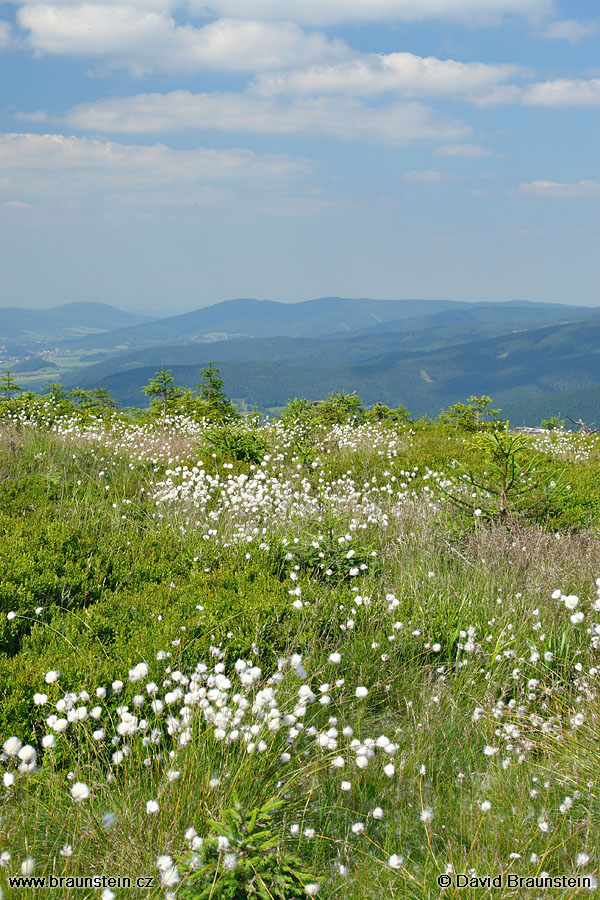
(314, 391, 364, 425)
(69, 387, 117, 411)
(197, 362, 238, 420)
(0, 369, 22, 401)
(143, 368, 182, 420)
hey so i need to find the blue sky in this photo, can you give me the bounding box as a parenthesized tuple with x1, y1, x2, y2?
(0, 0, 599, 312)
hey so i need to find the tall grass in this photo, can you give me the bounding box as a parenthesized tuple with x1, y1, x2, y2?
(1, 415, 600, 898)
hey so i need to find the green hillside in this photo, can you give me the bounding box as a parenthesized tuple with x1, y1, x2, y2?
(61, 315, 600, 423)
(2, 408, 600, 898)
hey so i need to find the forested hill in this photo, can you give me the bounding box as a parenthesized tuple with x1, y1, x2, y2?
(0, 302, 152, 345)
(4, 296, 600, 424)
(62, 315, 600, 423)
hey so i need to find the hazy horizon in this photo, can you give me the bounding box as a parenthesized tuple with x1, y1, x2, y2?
(4, 294, 600, 317)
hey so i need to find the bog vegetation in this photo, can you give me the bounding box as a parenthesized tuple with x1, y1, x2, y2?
(1, 366, 600, 898)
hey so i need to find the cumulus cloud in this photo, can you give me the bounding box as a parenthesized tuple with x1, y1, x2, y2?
(253, 53, 527, 104)
(17, 6, 350, 73)
(0, 132, 310, 212)
(542, 19, 599, 43)
(522, 78, 600, 106)
(435, 143, 492, 157)
(186, 0, 553, 26)
(0, 131, 306, 177)
(519, 179, 600, 197)
(0, 20, 12, 47)
(55, 90, 471, 145)
(10, 0, 553, 19)
(404, 170, 461, 182)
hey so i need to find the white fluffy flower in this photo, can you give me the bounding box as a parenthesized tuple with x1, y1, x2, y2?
(129, 662, 149, 683)
(2, 737, 22, 757)
(17, 745, 37, 765)
(71, 782, 90, 802)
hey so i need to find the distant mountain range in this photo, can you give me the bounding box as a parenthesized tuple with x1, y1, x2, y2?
(0, 302, 152, 347)
(3, 296, 600, 425)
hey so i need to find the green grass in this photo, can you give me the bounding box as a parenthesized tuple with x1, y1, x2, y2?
(1, 417, 600, 898)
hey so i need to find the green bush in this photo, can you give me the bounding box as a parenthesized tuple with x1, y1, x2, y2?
(201, 423, 270, 464)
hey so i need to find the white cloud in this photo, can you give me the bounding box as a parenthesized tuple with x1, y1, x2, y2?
(519, 180, 600, 197)
(253, 53, 527, 104)
(186, 0, 553, 26)
(55, 90, 471, 145)
(10, 0, 553, 20)
(404, 170, 461, 182)
(0, 20, 12, 47)
(542, 19, 599, 43)
(17, 6, 350, 73)
(522, 78, 600, 106)
(3, 199, 35, 207)
(0, 132, 309, 212)
(435, 143, 492, 157)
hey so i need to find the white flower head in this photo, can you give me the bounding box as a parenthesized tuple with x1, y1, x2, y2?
(17, 745, 37, 765)
(71, 782, 90, 802)
(2, 737, 22, 757)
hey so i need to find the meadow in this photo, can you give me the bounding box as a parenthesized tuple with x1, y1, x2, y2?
(1, 392, 600, 899)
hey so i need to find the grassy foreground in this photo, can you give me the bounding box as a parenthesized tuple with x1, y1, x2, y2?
(1, 410, 600, 899)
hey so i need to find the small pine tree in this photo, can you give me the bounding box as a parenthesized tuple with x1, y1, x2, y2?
(0, 369, 22, 401)
(69, 387, 117, 411)
(197, 362, 238, 420)
(143, 368, 181, 420)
